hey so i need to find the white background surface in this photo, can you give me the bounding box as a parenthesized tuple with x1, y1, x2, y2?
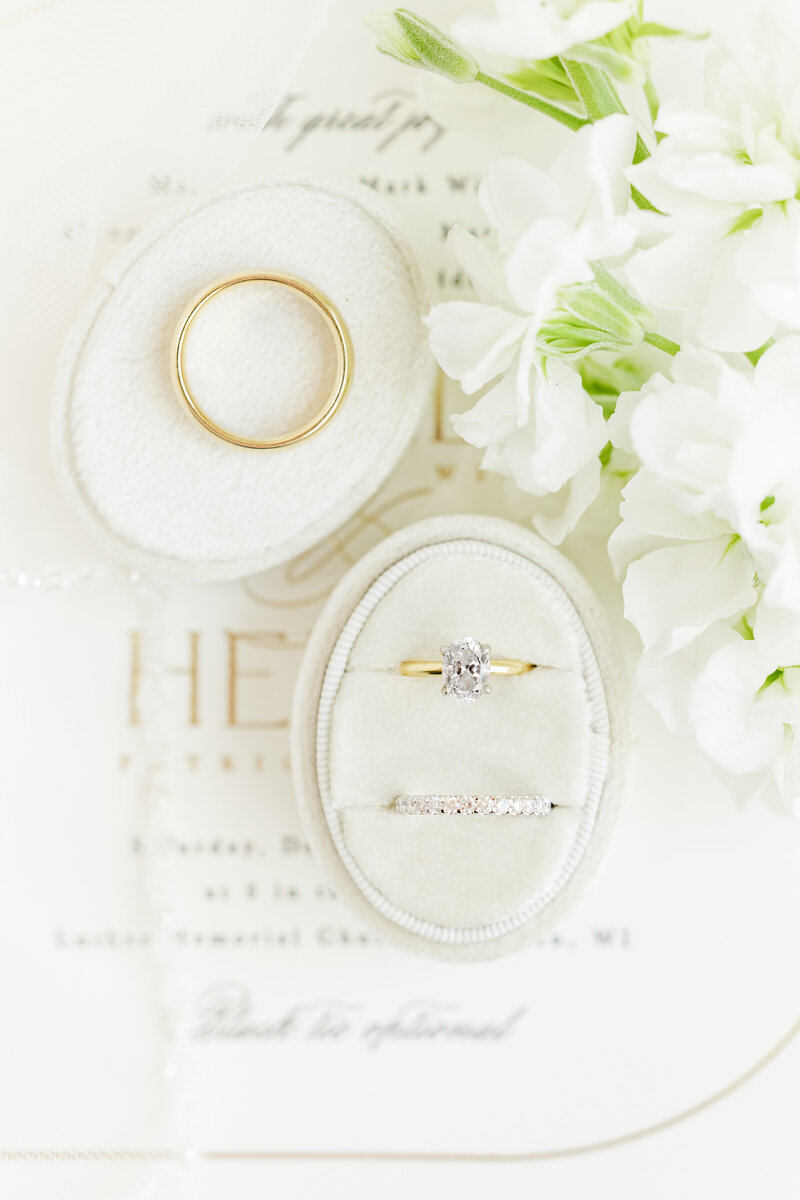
(1, 0, 798, 1196)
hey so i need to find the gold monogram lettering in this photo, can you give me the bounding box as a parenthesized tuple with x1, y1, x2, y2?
(226, 632, 288, 729)
(128, 631, 201, 726)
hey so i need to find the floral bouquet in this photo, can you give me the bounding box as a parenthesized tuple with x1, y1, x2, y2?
(368, 2, 800, 814)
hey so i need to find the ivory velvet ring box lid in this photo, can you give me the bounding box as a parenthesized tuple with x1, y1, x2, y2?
(51, 176, 435, 581)
(292, 515, 630, 961)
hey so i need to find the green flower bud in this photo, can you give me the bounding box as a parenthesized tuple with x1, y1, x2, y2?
(538, 282, 646, 359)
(366, 9, 479, 83)
(559, 284, 645, 342)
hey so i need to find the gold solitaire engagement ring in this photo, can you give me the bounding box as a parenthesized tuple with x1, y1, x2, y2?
(171, 272, 353, 449)
(400, 637, 535, 702)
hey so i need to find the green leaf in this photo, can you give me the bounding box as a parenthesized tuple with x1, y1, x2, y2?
(561, 58, 625, 120)
(504, 59, 578, 105)
(729, 208, 763, 237)
(635, 22, 707, 40)
(565, 40, 647, 87)
(745, 336, 774, 366)
(561, 58, 652, 171)
(734, 613, 755, 640)
(759, 667, 785, 693)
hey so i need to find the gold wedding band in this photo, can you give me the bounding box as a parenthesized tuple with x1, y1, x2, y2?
(171, 272, 353, 450)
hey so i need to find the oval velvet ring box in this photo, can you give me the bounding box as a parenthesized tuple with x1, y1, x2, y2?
(52, 176, 435, 581)
(292, 514, 630, 961)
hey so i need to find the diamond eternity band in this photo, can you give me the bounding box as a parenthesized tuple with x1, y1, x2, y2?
(395, 794, 553, 816)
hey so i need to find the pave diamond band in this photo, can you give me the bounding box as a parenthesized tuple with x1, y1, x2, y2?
(400, 636, 535, 702)
(395, 794, 553, 816)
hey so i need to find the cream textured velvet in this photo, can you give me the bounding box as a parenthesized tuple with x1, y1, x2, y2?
(292, 516, 631, 960)
(52, 177, 434, 580)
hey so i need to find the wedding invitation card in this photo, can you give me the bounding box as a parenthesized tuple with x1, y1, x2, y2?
(2, 1, 799, 1196)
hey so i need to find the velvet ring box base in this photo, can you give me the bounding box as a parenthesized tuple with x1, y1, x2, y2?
(292, 514, 630, 961)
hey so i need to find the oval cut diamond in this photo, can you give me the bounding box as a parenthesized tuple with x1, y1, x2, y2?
(441, 637, 491, 701)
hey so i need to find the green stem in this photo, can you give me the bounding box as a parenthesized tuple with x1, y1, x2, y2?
(644, 331, 681, 356)
(475, 70, 588, 132)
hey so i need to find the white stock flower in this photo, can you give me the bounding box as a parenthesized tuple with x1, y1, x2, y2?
(454, 0, 638, 61)
(611, 338, 800, 807)
(608, 348, 760, 654)
(627, 21, 800, 351)
(610, 340, 800, 647)
(426, 115, 637, 541)
(688, 606, 800, 813)
(609, 467, 758, 656)
(452, 356, 608, 543)
(634, 623, 737, 736)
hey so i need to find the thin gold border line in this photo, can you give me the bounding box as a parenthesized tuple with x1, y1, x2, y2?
(2, 1012, 798, 1164)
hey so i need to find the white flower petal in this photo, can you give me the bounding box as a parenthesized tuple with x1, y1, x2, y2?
(451, 372, 522, 448)
(697, 234, 777, 351)
(628, 367, 752, 503)
(669, 344, 738, 389)
(751, 602, 800, 670)
(636, 623, 739, 734)
(689, 640, 796, 774)
(660, 151, 794, 205)
(626, 228, 722, 313)
(606, 387, 641, 455)
(532, 460, 603, 545)
(478, 159, 559, 248)
(553, 114, 636, 225)
(528, 359, 607, 492)
(505, 219, 594, 314)
(627, 157, 739, 220)
(761, 537, 800, 613)
(454, 0, 637, 60)
(656, 109, 739, 153)
(608, 470, 727, 579)
(424, 302, 529, 394)
(446, 225, 511, 307)
(467, 357, 606, 545)
(622, 535, 757, 655)
(752, 332, 800, 394)
(736, 202, 800, 328)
